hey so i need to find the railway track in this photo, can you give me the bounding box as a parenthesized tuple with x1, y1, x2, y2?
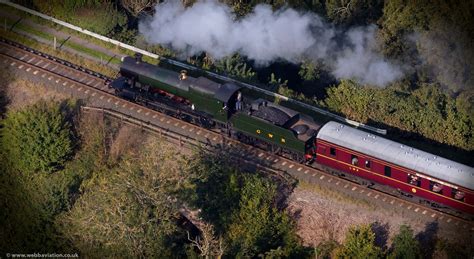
(0, 38, 112, 92)
(1, 38, 473, 233)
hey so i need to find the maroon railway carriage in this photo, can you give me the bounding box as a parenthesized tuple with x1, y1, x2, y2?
(315, 121, 474, 214)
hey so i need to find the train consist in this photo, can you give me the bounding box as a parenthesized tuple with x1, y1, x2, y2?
(110, 54, 473, 215)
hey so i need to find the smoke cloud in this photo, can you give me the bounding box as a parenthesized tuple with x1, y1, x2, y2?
(139, 0, 403, 87)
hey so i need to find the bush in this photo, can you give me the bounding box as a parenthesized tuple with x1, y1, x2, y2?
(31, 0, 127, 36)
(1, 100, 73, 173)
(68, 3, 127, 36)
(335, 224, 382, 258)
(389, 225, 421, 259)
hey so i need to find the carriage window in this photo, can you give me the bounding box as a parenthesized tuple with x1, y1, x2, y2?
(408, 174, 421, 187)
(351, 155, 358, 166)
(452, 189, 465, 202)
(384, 166, 391, 177)
(365, 160, 371, 169)
(429, 181, 443, 194)
(330, 147, 336, 156)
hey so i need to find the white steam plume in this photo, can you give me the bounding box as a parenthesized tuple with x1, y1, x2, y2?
(139, 0, 403, 87)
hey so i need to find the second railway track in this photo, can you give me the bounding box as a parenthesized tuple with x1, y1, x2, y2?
(1, 38, 473, 232)
(0, 38, 112, 93)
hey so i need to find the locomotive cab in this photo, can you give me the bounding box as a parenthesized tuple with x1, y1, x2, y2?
(214, 83, 242, 119)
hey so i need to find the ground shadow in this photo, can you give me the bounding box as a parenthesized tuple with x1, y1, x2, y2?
(0, 61, 14, 118)
(416, 220, 439, 259)
(371, 221, 390, 251)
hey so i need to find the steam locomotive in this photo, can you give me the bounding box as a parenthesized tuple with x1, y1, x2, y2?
(110, 54, 474, 215)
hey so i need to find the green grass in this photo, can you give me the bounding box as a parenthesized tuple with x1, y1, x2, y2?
(65, 41, 120, 65)
(4, 16, 52, 40)
(1, 29, 116, 77)
(2, 16, 121, 65)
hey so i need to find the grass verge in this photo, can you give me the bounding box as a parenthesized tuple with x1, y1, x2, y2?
(3, 16, 121, 65)
(1, 29, 116, 77)
(0, 3, 161, 65)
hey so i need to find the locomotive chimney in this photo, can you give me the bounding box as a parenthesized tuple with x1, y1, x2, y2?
(179, 70, 188, 80)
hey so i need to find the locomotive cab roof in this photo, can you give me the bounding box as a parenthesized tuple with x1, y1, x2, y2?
(215, 83, 241, 103)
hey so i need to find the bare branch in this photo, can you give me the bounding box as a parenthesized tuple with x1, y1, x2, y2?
(188, 223, 225, 258)
(120, 0, 157, 16)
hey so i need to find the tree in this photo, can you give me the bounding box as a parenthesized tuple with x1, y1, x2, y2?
(389, 225, 421, 259)
(299, 60, 320, 82)
(379, 0, 474, 93)
(188, 222, 225, 258)
(57, 139, 189, 257)
(1, 100, 73, 173)
(324, 80, 374, 122)
(435, 238, 472, 259)
(268, 73, 288, 92)
(185, 150, 242, 232)
(325, 0, 383, 26)
(316, 239, 340, 259)
(186, 150, 308, 258)
(0, 101, 96, 254)
(323, 80, 474, 158)
(215, 54, 257, 82)
(32, 1, 129, 37)
(226, 174, 305, 257)
(335, 224, 382, 258)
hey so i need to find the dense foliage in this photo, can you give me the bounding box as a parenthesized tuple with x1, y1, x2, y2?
(58, 140, 189, 257)
(226, 175, 304, 257)
(1, 100, 73, 173)
(389, 225, 421, 259)
(0, 101, 87, 253)
(334, 224, 382, 258)
(0, 100, 307, 257)
(186, 151, 307, 257)
(29, 0, 133, 43)
(324, 80, 473, 153)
